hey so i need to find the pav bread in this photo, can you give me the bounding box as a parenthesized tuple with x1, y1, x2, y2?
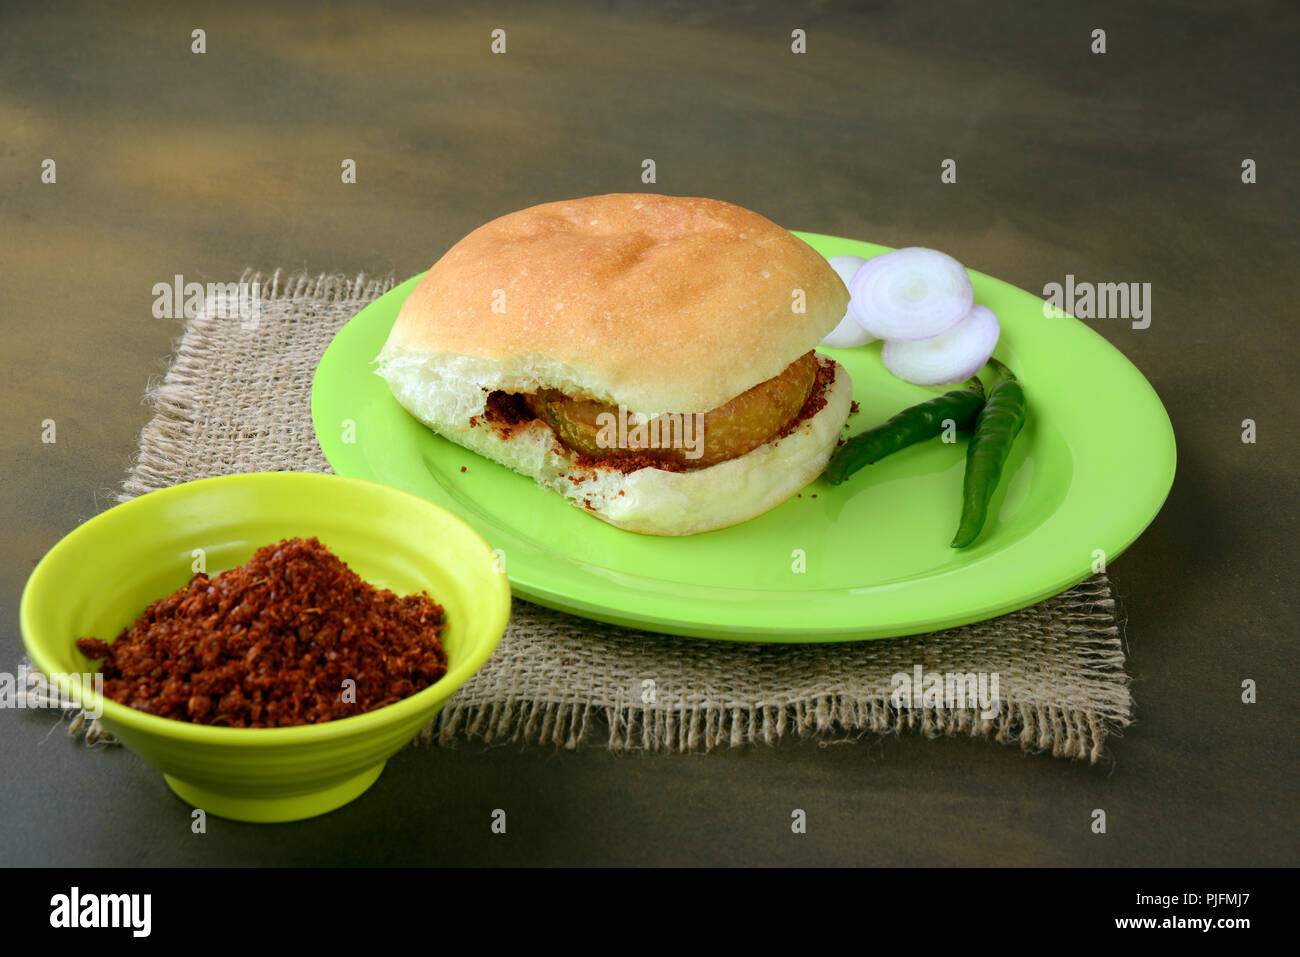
(375, 193, 853, 535)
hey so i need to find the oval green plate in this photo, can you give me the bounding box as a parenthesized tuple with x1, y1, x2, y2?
(312, 232, 1175, 642)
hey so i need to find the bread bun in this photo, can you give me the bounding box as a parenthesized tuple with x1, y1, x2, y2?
(378, 193, 848, 414)
(375, 193, 854, 535)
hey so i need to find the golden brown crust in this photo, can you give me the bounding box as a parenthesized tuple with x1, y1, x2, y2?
(379, 193, 849, 413)
(522, 351, 818, 469)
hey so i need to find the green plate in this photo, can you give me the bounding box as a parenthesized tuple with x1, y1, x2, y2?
(311, 232, 1175, 642)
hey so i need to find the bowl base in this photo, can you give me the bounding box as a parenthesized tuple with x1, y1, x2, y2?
(163, 762, 387, 823)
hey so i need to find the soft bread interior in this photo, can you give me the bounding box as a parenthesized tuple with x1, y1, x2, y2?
(376, 353, 853, 536)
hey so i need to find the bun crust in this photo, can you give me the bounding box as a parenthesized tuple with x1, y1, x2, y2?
(378, 193, 849, 414)
(379, 355, 853, 536)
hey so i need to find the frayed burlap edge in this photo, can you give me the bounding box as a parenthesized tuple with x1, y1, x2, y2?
(424, 673, 1128, 763)
(28, 653, 1127, 763)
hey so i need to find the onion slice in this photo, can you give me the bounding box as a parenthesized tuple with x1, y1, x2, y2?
(819, 254, 876, 348)
(881, 305, 1000, 386)
(849, 247, 974, 341)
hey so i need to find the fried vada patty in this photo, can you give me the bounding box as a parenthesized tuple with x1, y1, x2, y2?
(520, 351, 818, 469)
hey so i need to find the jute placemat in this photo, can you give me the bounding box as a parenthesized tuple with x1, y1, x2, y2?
(26, 269, 1132, 761)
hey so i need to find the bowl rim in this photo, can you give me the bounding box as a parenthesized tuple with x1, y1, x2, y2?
(21, 471, 512, 746)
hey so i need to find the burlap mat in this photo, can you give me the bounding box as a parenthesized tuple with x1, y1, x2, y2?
(27, 269, 1132, 761)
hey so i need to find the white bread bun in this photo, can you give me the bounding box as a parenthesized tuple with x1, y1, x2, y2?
(378, 354, 852, 535)
(377, 193, 849, 414)
(374, 193, 855, 535)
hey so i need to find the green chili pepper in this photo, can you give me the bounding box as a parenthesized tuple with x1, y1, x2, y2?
(951, 359, 1027, 548)
(825, 377, 986, 485)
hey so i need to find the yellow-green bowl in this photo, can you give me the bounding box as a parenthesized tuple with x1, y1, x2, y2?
(20, 472, 511, 823)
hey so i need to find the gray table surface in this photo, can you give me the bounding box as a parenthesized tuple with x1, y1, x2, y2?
(2, 0, 1295, 866)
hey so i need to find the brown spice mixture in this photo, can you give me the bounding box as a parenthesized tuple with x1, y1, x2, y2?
(479, 389, 532, 436)
(75, 537, 447, 728)
(572, 449, 691, 474)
